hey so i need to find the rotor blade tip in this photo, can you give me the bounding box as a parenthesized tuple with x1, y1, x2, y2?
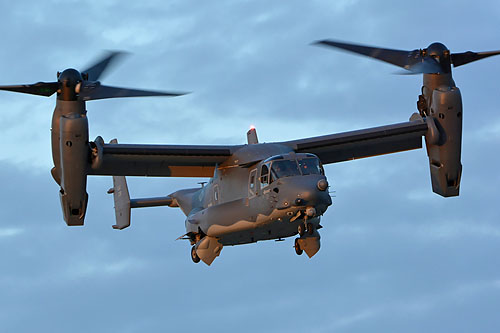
(311, 40, 328, 46)
(106, 50, 130, 58)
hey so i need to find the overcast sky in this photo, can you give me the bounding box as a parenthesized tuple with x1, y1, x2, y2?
(0, 1, 499, 332)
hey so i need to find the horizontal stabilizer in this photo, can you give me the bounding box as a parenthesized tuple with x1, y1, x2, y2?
(131, 196, 173, 208)
(109, 174, 176, 229)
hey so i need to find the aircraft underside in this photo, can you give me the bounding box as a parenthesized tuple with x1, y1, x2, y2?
(186, 202, 325, 265)
(218, 216, 321, 246)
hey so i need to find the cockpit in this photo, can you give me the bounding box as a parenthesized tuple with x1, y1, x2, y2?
(258, 153, 324, 188)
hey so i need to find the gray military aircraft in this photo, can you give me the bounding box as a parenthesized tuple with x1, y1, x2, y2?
(1, 40, 499, 265)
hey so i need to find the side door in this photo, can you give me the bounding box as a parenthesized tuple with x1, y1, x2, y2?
(248, 168, 257, 197)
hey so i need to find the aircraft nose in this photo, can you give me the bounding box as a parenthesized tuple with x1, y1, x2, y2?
(276, 176, 332, 213)
(295, 183, 331, 207)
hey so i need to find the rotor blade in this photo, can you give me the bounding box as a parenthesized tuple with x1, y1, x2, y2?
(80, 51, 127, 81)
(313, 39, 447, 74)
(78, 82, 187, 101)
(0, 81, 59, 97)
(313, 39, 413, 69)
(451, 50, 500, 67)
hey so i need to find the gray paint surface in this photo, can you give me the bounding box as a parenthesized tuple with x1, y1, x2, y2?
(0, 1, 499, 332)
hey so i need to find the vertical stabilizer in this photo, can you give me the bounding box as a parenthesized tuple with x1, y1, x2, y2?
(111, 175, 132, 230)
(247, 127, 258, 144)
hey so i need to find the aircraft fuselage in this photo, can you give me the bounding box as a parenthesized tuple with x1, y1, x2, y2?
(169, 145, 332, 263)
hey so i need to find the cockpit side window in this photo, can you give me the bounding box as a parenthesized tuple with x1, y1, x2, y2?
(260, 163, 270, 188)
(298, 158, 323, 175)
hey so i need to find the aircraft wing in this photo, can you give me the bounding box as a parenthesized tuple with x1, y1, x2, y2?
(89, 138, 242, 177)
(88, 119, 429, 177)
(282, 120, 429, 164)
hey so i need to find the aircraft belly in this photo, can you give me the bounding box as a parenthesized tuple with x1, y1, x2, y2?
(202, 198, 271, 236)
(186, 194, 323, 246)
(185, 197, 271, 235)
(218, 214, 321, 246)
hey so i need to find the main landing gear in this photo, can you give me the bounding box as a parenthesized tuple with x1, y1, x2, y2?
(191, 245, 200, 263)
(189, 236, 224, 266)
(294, 238, 303, 255)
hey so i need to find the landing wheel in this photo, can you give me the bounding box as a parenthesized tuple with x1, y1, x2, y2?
(298, 223, 306, 237)
(191, 246, 200, 263)
(307, 222, 315, 235)
(294, 238, 303, 255)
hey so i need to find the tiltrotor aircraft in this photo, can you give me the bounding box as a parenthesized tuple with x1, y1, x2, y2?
(1, 40, 499, 265)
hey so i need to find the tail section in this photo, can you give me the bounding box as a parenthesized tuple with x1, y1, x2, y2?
(108, 175, 174, 229)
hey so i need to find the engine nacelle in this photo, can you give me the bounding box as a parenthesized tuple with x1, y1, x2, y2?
(59, 113, 90, 225)
(424, 86, 463, 197)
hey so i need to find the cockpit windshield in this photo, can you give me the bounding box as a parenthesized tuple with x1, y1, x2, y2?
(261, 154, 324, 184)
(298, 157, 323, 175)
(270, 160, 301, 180)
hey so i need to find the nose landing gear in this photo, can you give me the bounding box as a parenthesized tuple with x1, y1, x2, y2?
(307, 222, 315, 235)
(298, 222, 306, 236)
(294, 234, 321, 258)
(297, 219, 316, 237)
(294, 218, 321, 258)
